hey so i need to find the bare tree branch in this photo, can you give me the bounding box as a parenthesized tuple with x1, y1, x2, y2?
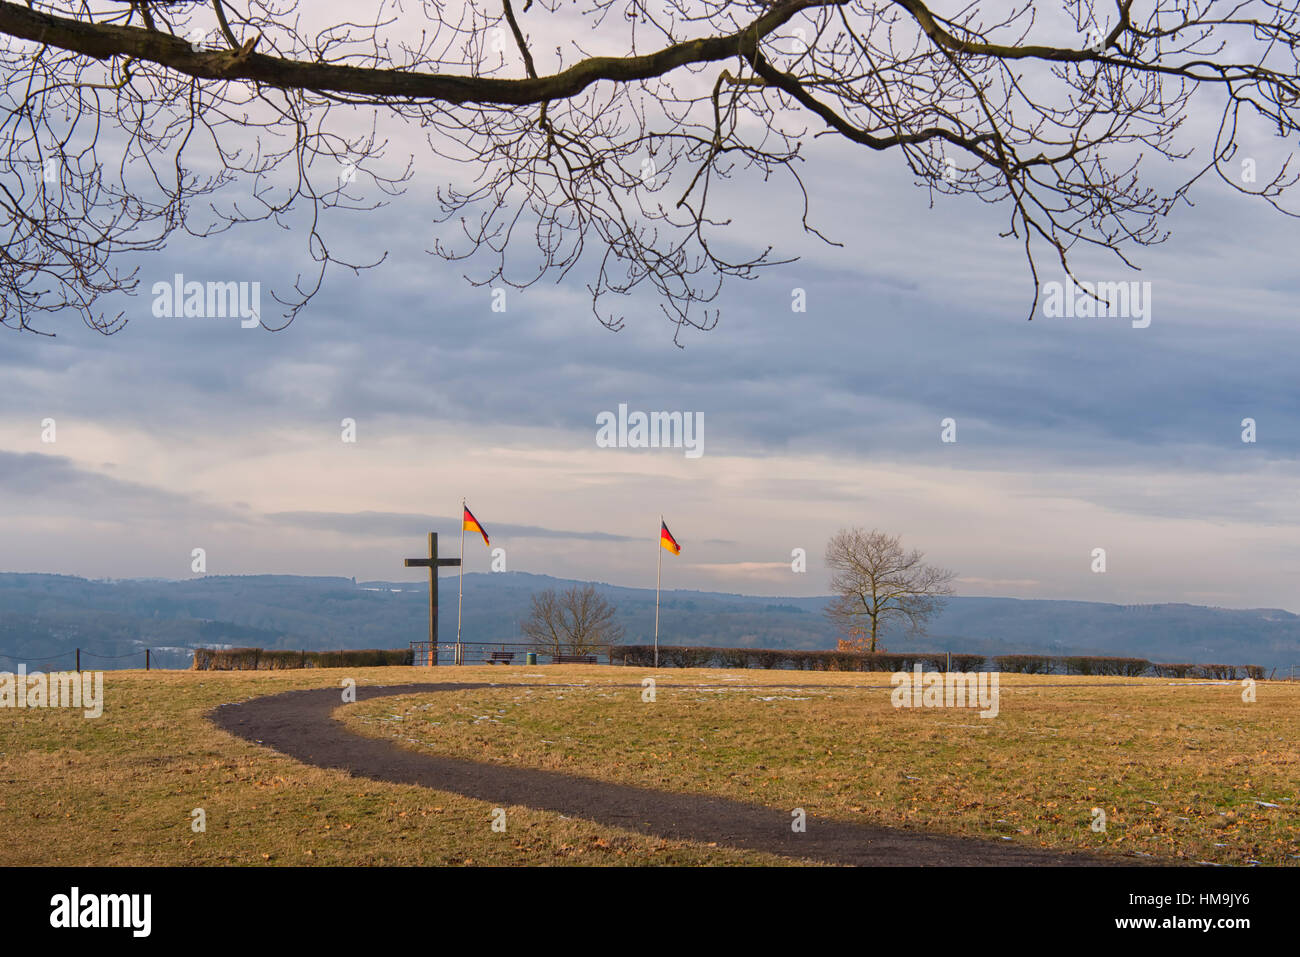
(3, 1, 1298, 337)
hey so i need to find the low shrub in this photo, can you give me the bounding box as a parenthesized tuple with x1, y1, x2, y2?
(993, 654, 1055, 674)
(948, 654, 988, 672)
(1197, 663, 1236, 680)
(609, 646, 963, 671)
(1060, 656, 1152, 676)
(608, 646, 1252, 678)
(193, 647, 412, 670)
(1152, 662, 1197, 678)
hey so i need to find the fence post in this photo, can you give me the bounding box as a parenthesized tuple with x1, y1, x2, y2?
(145, 649, 150, 671)
(76, 648, 80, 672)
(946, 651, 951, 673)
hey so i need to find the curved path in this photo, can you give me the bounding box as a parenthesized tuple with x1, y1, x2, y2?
(210, 681, 1140, 866)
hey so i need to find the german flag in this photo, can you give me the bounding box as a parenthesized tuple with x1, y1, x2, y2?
(660, 520, 681, 556)
(463, 505, 490, 547)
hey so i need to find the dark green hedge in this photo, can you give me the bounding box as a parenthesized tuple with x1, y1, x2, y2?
(192, 647, 413, 670)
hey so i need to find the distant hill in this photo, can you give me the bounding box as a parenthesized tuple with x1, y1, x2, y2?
(0, 571, 1296, 672)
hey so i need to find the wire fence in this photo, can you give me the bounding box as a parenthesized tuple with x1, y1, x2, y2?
(0, 648, 160, 670)
(0, 650, 73, 663)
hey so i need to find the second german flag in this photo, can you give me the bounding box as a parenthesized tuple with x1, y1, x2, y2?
(660, 520, 681, 556)
(463, 505, 490, 547)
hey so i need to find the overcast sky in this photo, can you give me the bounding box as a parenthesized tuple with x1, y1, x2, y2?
(2, 3, 1298, 611)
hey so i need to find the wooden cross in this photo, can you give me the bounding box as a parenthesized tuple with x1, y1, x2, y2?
(404, 532, 460, 665)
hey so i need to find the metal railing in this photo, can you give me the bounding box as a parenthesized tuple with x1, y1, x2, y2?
(409, 641, 613, 666)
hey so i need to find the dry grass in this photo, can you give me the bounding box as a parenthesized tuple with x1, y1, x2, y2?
(0, 668, 793, 865)
(342, 667, 1300, 865)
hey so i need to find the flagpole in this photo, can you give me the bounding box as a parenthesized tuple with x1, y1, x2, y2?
(654, 516, 662, 668)
(457, 497, 465, 665)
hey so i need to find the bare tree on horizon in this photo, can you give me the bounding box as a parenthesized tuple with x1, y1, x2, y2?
(522, 583, 625, 656)
(826, 528, 955, 653)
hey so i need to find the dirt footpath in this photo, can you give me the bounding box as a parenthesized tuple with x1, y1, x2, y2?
(210, 681, 1146, 866)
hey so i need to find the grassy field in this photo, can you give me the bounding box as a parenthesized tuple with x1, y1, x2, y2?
(0, 668, 787, 865)
(1, 666, 1296, 865)
(342, 668, 1300, 866)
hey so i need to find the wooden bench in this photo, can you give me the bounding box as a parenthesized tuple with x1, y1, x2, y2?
(486, 651, 516, 665)
(553, 654, 598, 664)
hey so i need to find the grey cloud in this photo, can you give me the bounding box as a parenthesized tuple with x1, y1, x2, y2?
(0, 451, 253, 534)
(0, 451, 196, 512)
(4, 106, 1300, 604)
(7, 152, 1299, 479)
(266, 510, 642, 543)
